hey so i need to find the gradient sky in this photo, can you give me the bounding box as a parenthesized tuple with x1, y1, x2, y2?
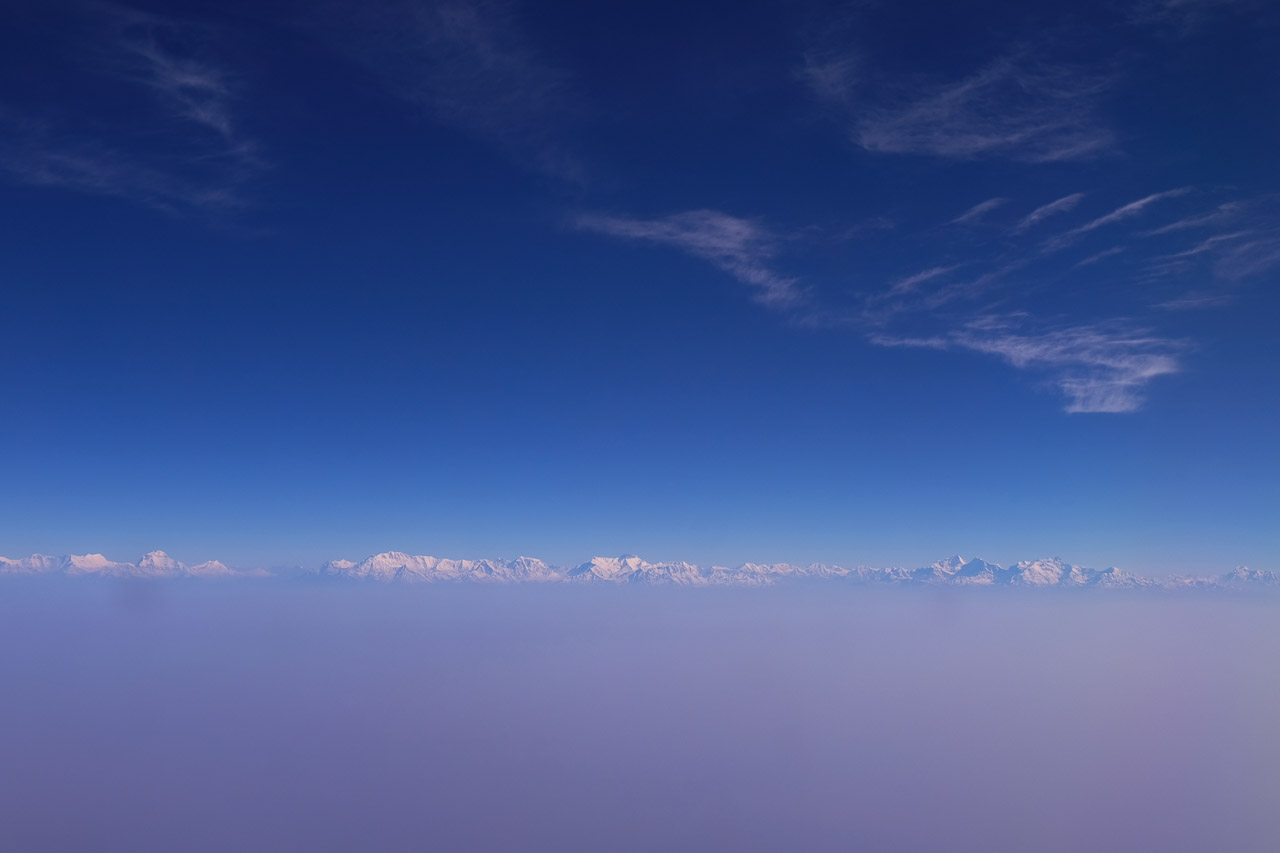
(2, 0, 1277, 573)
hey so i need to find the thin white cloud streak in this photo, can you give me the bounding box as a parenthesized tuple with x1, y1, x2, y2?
(888, 265, 960, 296)
(925, 260, 1028, 310)
(951, 198, 1007, 225)
(1043, 188, 1191, 252)
(576, 210, 804, 307)
(1142, 229, 1280, 281)
(1140, 201, 1244, 236)
(1014, 193, 1086, 232)
(324, 0, 581, 180)
(1075, 246, 1125, 267)
(1156, 291, 1234, 310)
(0, 128, 241, 211)
(805, 54, 1116, 162)
(1079, 189, 1193, 232)
(874, 319, 1182, 413)
(1164, 231, 1253, 259)
(1215, 235, 1280, 279)
(863, 259, 1027, 323)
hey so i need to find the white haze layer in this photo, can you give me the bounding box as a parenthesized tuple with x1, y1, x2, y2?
(0, 583, 1276, 852)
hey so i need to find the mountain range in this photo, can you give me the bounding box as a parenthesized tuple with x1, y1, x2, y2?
(1, 551, 1276, 591)
(0, 550, 260, 580)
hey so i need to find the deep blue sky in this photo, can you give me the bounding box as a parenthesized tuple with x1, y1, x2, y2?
(2, 0, 1277, 572)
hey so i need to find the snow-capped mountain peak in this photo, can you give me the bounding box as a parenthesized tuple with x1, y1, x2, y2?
(1, 549, 1276, 591)
(569, 555, 649, 580)
(138, 550, 185, 571)
(1221, 567, 1279, 587)
(0, 550, 258, 579)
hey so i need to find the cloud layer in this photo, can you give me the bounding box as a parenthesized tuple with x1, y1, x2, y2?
(804, 54, 1116, 162)
(0, 7, 261, 212)
(323, 0, 581, 180)
(577, 210, 804, 306)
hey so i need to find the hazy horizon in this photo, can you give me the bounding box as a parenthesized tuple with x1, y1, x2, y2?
(2, 584, 1277, 852)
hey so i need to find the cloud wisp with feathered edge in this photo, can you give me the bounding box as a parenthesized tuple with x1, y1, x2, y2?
(802, 52, 1117, 163)
(575, 178, 1280, 414)
(0, 5, 262, 212)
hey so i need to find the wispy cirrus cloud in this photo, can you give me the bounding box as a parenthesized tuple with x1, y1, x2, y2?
(1140, 201, 1245, 236)
(887, 265, 962, 296)
(1156, 291, 1235, 310)
(578, 188, 1217, 414)
(867, 258, 1027, 319)
(798, 49, 858, 106)
(0, 122, 242, 211)
(1075, 246, 1125, 267)
(1132, 0, 1266, 32)
(1162, 231, 1253, 260)
(1014, 192, 1087, 233)
(575, 210, 803, 307)
(0, 6, 260, 212)
(1076, 189, 1193, 232)
(875, 317, 1183, 413)
(804, 53, 1116, 162)
(1142, 221, 1280, 281)
(111, 15, 239, 142)
(323, 0, 581, 180)
(852, 184, 1268, 412)
(1213, 233, 1280, 279)
(951, 198, 1007, 225)
(1042, 188, 1191, 252)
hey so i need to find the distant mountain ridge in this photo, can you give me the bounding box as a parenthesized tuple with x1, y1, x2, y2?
(0, 550, 259, 579)
(4, 550, 1275, 591)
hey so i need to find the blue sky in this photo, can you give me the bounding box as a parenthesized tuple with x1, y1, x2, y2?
(2, 0, 1277, 573)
